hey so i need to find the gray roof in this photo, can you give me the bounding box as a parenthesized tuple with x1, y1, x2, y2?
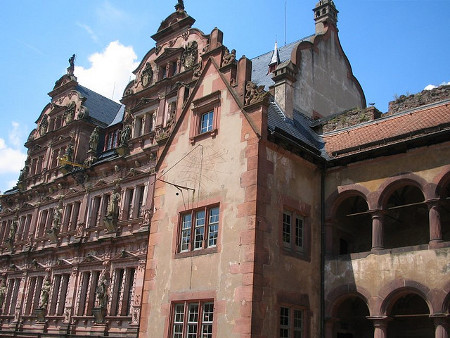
(76, 85, 122, 126)
(251, 36, 313, 90)
(108, 105, 126, 127)
(267, 99, 324, 154)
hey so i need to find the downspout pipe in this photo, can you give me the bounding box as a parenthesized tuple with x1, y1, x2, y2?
(320, 163, 326, 338)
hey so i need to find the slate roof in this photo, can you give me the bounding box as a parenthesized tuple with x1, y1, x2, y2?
(76, 85, 122, 127)
(267, 99, 324, 155)
(251, 36, 313, 90)
(108, 105, 126, 127)
(322, 100, 450, 158)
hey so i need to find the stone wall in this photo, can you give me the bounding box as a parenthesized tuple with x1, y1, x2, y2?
(320, 106, 381, 133)
(387, 84, 450, 115)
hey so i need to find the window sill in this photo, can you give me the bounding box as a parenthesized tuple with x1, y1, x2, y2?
(281, 247, 310, 262)
(189, 128, 218, 145)
(175, 246, 218, 259)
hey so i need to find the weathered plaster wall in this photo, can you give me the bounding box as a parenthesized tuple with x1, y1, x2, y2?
(294, 31, 365, 118)
(141, 63, 262, 337)
(255, 144, 322, 337)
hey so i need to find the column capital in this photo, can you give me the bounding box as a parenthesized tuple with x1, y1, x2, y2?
(366, 316, 392, 327)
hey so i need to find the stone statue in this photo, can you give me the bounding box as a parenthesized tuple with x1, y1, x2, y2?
(39, 115, 48, 136)
(51, 200, 63, 234)
(141, 63, 153, 87)
(104, 189, 120, 232)
(107, 191, 120, 220)
(65, 101, 76, 124)
(244, 81, 267, 106)
(95, 272, 108, 309)
(65, 144, 74, 162)
(222, 48, 236, 66)
(39, 278, 51, 309)
(119, 125, 131, 147)
(89, 126, 100, 152)
(0, 280, 6, 309)
(8, 217, 18, 243)
(175, 0, 185, 11)
(67, 54, 75, 75)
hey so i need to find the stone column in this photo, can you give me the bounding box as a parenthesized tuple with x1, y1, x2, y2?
(324, 318, 337, 338)
(371, 211, 384, 252)
(427, 201, 443, 247)
(367, 317, 390, 338)
(432, 315, 449, 338)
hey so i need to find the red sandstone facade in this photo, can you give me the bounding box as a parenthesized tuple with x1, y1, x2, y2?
(0, 1, 449, 337)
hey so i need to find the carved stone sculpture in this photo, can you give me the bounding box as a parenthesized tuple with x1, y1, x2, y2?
(39, 115, 48, 136)
(244, 81, 267, 106)
(181, 41, 198, 69)
(39, 278, 51, 309)
(141, 62, 153, 87)
(0, 280, 6, 311)
(119, 125, 131, 147)
(67, 54, 75, 75)
(104, 189, 120, 232)
(89, 126, 100, 152)
(222, 47, 236, 66)
(65, 101, 76, 124)
(49, 200, 63, 238)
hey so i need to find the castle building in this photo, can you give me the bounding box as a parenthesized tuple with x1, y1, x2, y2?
(0, 1, 448, 337)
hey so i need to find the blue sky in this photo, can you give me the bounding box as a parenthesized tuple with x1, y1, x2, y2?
(0, 0, 449, 193)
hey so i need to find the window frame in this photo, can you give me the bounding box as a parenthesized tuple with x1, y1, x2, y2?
(279, 306, 305, 338)
(169, 300, 214, 338)
(176, 205, 220, 257)
(189, 91, 221, 144)
(280, 204, 310, 261)
(282, 211, 304, 252)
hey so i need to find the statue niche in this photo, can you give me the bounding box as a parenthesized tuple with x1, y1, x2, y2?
(104, 189, 120, 232)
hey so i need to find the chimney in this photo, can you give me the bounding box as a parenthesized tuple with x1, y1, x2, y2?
(272, 61, 298, 120)
(313, 0, 338, 34)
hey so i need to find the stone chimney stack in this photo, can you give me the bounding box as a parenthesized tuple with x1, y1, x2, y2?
(313, 0, 338, 34)
(272, 61, 298, 120)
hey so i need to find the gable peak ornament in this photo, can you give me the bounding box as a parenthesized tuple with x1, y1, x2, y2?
(67, 54, 75, 75)
(175, 0, 185, 12)
(181, 41, 198, 69)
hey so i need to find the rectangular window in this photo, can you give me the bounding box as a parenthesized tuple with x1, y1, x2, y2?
(126, 188, 134, 220)
(179, 206, 219, 253)
(280, 307, 303, 338)
(199, 111, 214, 134)
(77, 271, 99, 316)
(89, 196, 101, 227)
(171, 301, 214, 338)
(111, 267, 136, 316)
(282, 211, 304, 252)
(136, 185, 145, 218)
(70, 201, 81, 231)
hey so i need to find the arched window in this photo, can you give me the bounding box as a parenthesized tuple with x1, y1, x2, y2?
(387, 293, 433, 337)
(334, 195, 371, 254)
(383, 185, 428, 248)
(332, 296, 372, 338)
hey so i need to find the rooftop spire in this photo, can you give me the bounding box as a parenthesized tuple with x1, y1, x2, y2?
(268, 41, 280, 74)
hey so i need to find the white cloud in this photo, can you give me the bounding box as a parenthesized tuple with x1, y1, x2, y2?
(75, 41, 138, 102)
(76, 22, 99, 43)
(0, 122, 27, 193)
(424, 81, 450, 91)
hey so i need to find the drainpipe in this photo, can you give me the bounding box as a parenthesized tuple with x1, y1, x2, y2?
(320, 164, 326, 338)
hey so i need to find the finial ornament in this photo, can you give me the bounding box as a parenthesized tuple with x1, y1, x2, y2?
(67, 54, 76, 75)
(175, 0, 185, 11)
